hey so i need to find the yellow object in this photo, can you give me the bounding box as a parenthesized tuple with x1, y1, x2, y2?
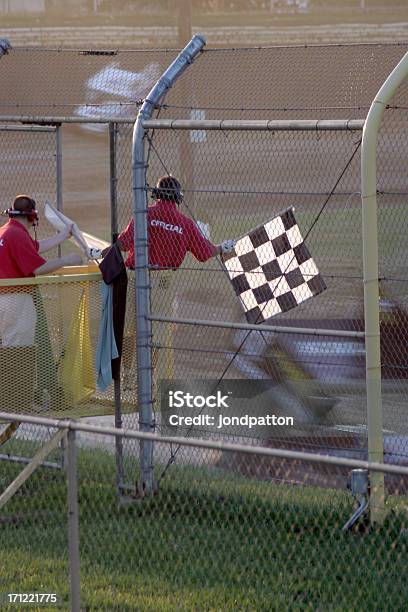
(59, 285, 96, 405)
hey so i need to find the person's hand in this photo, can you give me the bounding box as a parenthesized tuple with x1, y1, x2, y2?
(65, 253, 83, 266)
(220, 239, 236, 254)
(60, 223, 74, 241)
(88, 247, 102, 260)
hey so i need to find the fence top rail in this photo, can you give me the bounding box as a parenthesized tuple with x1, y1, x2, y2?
(0, 410, 406, 477)
(0, 270, 101, 287)
(0, 124, 56, 133)
(142, 119, 365, 131)
(148, 314, 365, 339)
(10, 42, 408, 52)
(0, 116, 135, 125)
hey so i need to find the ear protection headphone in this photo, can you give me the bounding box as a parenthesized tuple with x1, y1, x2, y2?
(4, 196, 39, 225)
(151, 176, 184, 205)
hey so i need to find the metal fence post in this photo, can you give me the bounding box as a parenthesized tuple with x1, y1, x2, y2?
(56, 123, 62, 213)
(132, 34, 206, 494)
(66, 429, 81, 612)
(109, 121, 125, 495)
(361, 50, 408, 525)
(56, 123, 63, 256)
(109, 122, 119, 243)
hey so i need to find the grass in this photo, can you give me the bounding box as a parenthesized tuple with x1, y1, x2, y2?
(1, 443, 408, 610)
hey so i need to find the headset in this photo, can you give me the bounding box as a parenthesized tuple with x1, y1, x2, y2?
(151, 176, 184, 205)
(2, 195, 39, 225)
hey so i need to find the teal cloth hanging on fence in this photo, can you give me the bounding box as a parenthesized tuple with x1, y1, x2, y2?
(96, 282, 119, 391)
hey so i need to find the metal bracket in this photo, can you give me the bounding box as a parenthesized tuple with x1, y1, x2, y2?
(0, 429, 66, 510)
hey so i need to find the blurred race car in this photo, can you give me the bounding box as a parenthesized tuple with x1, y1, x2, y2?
(232, 290, 408, 421)
(74, 61, 161, 132)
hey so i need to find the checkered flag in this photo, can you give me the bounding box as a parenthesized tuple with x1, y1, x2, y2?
(223, 208, 326, 324)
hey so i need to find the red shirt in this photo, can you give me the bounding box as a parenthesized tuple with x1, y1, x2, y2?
(0, 219, 46, 279)
(118, 200, 216, 270)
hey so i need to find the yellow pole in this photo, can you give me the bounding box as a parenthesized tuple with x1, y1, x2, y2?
(361, 51, 408, 525)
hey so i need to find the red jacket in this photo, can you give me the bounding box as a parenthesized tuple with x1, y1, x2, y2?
(0, 219, 45, 279)
(118, 200, 215, 270)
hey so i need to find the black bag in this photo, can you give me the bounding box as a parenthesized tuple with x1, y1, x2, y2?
(98, 243, 126, 285)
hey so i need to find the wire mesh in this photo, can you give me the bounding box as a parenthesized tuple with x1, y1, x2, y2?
(0, 273, 137, 415)
(140, 127, 365, 463)
(1, 44, 408, 589)
(85, 43, 408, 485)
(0, 44, 407, 120)
(2, 421, 408, 610)
(162, 43, 408, 120)
(0, 126, 61, 463)
(0, 37, 408, 609)
(136, 89, 408, 478)
(0, 426, 70, 610)
(78, 440, 408, 610)
(0, 48, 178, 120)
(0, 271, 139, 472)
(0, 126, 57, 236)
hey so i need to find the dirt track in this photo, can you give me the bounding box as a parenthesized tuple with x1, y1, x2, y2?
(2, 21, 408, 47)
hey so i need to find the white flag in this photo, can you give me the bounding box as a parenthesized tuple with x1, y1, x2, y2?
(44, 202, 109, 259)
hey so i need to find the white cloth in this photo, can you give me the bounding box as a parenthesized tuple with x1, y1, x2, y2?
(196, 220, 211, 240)
(44, 202, 109, 259)
(0, 293, 36, 346)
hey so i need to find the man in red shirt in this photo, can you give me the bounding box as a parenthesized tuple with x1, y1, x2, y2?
(0, 195, 82, 346)
(115, 176, 235, 391)
(117, 175, 235, 269)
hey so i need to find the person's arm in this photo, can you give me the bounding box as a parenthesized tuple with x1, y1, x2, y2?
(34, 253, 83, 276)
(38, 224, 73, 254)
(188, 222, 217, 262)
(189, 222, 235, 261)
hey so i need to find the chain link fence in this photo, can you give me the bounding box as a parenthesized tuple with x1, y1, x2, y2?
(0, 125, 57, 229)
(0, 44, 407, 121)
(135, 109, 408, 480)
(0, 124, 61, 464)
(0, 46, 407, 455)
(127, 45, 408, 487)
(1, 42, 408, 607)
(2, 416, 408, 610)
(1, 43, 408, 476)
